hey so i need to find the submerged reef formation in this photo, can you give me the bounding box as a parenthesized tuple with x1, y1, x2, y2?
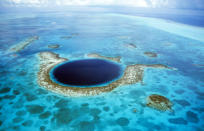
(61, 33, 79, 39)
(37, 52, 174, 97)
(146, 94, 173, 111)
(38, 51, 123, 97)
(144, 52, 157, 58)
(87, 53, 121, 63)
(9, 36, 39, 52)
(60, 36, 72, 39)
(124, 43, 137, 49)
(48, 44, 60, 49)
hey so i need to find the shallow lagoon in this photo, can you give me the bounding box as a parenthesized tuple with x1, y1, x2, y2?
(0, 8, 204, 131)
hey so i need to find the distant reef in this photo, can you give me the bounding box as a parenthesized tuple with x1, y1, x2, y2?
(37, 52, 175, 97)
(60, 33, 79, 40)
(9, 36, 39, 53)
(124, 43, 137, 49)
(48, 44, 60, 49)
(144, 52, 157, 58)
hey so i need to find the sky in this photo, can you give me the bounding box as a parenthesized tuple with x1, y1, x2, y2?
(0, 0, 204, 9)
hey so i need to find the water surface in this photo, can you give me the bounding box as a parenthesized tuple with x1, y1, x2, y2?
(52, 59, 122, 86)
(0, 8, 203, 131)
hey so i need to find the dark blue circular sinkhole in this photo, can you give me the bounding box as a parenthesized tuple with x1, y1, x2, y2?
(51, 59, 123, 87)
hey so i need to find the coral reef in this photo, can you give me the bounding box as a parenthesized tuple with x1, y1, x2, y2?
(10, 36, 39, 52)
(87, 53, 121, 63)
(168, 118, 187, 125)
(144, 52, 157, 58)
(48, 44, 60, 49)
(38, 52, 122, 97)
(61, 33, 79, 39)
(61, 36, 72, 39)
(38, 52, 174, 97)
(138, 64, 176, 70)
(124, 43, 137, 49)
(116, 117, 129, 126)
(146, 94, 173, 111)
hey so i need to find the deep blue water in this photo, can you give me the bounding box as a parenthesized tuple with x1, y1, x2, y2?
(0, 7, 203, 131)
(52, 59, 122, 86)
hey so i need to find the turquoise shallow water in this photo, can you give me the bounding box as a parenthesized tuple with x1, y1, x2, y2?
(0, 8, 204, 131)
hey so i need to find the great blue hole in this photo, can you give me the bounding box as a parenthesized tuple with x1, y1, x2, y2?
(51, 59, 123, 87)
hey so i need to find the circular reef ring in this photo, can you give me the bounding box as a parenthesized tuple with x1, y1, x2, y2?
(38, 52, 173, 97)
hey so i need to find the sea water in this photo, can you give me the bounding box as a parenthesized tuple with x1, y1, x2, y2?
(0, 7, 203, 131)
(51, 59, 122, 87)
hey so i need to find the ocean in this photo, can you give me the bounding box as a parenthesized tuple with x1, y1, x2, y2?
(0, 7, 203, 131)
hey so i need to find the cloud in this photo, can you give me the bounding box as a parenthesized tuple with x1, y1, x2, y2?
(1, 0, 204, 9)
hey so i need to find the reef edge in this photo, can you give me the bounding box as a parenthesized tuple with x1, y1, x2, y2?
(37, 52, 174, 97)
